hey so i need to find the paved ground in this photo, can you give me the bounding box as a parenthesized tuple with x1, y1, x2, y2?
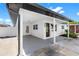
(23, 35, 79, 56)
(23, 35, 51, 55)
(0, 37, 18, 56)
(56, 36, 79, 55)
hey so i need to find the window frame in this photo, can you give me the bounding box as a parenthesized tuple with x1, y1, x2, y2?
(33, 24, 38, 30)
(62, 25, 64, 29)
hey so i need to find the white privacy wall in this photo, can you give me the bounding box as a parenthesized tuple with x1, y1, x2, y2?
(0, 27, 17, 37)
(0, 20, 18, 37)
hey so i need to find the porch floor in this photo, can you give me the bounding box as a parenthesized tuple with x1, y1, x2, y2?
(23, 35, 79, 56)
(23, 35, 52, 55)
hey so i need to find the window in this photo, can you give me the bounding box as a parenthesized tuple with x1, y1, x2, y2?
(33, 24, 38, 30)
(55, 24, 57, 31)
(33, 25, 35, 29)
(62, 25, 64, 29)
(36, 25, 38, 30)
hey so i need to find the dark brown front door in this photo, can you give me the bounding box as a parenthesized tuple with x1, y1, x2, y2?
(45, 23, 50, 37)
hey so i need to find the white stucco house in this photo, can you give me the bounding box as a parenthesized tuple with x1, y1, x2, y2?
(7, 3, 73, 56)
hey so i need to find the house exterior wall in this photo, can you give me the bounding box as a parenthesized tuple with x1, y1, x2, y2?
(23, 18, 67, 39)
(31, 20, 44, 39)
(20, 8, 67, 39)
(43, 19, 66, 39)
(23, 20, 45, 39)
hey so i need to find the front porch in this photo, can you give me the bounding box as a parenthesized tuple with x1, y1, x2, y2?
(23, 35, 79, 56)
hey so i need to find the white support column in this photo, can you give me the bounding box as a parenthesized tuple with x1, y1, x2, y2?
(19, 9, 27, 56)
(53, 17, 56, 44)
(19, 13, 23, 56)
(67, 22, 69, 39)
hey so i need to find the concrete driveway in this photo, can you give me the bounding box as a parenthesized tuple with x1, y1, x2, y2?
(0, 37, 18, 56)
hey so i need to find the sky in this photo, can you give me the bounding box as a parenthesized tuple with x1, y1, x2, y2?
(0, 3, 13, 26)
(39, 3, 79, 22)
(0, 3, 79, 25)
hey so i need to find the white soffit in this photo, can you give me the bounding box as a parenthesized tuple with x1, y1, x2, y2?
(20, 8, 53, 23)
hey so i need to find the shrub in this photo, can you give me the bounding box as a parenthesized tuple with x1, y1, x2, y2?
(63, 29, 77, 38)
(69, 32, 77, 38)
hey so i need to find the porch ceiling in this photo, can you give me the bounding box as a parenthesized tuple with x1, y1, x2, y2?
(21, 8, 66, 24)
(22, 8, 52, 23)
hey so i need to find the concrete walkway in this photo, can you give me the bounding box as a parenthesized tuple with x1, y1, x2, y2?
(0, 37, 18, 56)
(23, 35, 79, 56)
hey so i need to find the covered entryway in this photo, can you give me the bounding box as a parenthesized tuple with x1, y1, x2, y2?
(19, 8, 68, 55)
(19, 3, 72, 56)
